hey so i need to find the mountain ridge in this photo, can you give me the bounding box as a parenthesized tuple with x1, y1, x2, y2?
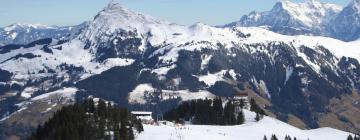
(0, 22, 88, 46)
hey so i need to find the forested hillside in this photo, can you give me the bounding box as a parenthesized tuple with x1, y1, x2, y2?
(28, 99, 143, 140)
(164, 98, 266, 125)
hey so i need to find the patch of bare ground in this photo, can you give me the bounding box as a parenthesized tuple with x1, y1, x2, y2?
(319, 91, 360, 133)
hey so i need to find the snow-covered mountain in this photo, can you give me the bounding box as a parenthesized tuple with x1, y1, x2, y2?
(0, 22, 88, 46)
(224, 0, 360, 41)
(327, 0, 360, 41)
(1, 1, 360, 139)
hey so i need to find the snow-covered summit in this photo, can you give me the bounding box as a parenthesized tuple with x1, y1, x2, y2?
(327, 0, 360, 41)
(222, 0, 360, 41)
(225, 0, 341, 29)
(81, 2, 177, 42)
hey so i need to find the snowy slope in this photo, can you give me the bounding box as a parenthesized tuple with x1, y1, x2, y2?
(137, 110, 352, 140)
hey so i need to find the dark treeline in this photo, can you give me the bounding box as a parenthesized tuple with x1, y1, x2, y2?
(164, 97, 257, 125)
(28, 99, 143, 140)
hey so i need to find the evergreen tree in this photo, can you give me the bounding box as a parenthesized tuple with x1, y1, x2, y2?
(255, 113, 261, 121)
(223, 101, 236, 125)
(250, 98, 256, 112)
(134, 118, 144, 132)
(114, 131, 121, 140)
(98, 117, 106, 138)
(97, 99, 107, 118)
(355, 135, 360, 140)
(120, 122, 129, 140)
(84, 99, 95, 113)
(348, 135, 354, 140)
(212, 97, 223, 124)
(263, 135, 268, 140)
(284, 135, 292, 140)
(28, 99, 142, 140)
(239, 99, 245, 109)
(164, 97, 251, 126)
(236, 110, 245, 124)
(128, 125, 135, 140)
(271, 134, 278, 140)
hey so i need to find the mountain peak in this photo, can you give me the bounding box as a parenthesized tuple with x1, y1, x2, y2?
(80, 2, 176, 51)
(272, 1, 288, 11)
(306, 0, 323, 9)
(86, 2, 153, 37)
(306, 0, 320, 4)
(102, 1, 130, 15)
(352, 0, 360, 4)
(93, 1, 166, 28)
(349, 0, 360, 11)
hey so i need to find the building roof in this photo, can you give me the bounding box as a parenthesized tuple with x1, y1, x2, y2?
(131, 111, 152, 115)
(234, 92, 248, 97)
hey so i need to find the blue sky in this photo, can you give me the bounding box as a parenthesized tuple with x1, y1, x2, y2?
(0, 0, 349, 27)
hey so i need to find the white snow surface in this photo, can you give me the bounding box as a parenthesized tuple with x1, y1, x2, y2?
(285, 66, 294, 85)
(198, 70, 227, 86)
(103, 58, 135, 67)
(31, 87, 78, 101)
(129, 84, 155, 104)
(137, 110, 352, 140)
(200, 55, 212, 70)
(20, 87, 37, 99)
(239, 27, 360, 61)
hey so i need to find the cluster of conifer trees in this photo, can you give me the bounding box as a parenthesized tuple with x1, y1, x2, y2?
(28, 99, 143, 140)
(347, 134, 360, 140)
(264, 133, 360, 140)
(164, 97, 265, 125)
(263, 134, 298, 140)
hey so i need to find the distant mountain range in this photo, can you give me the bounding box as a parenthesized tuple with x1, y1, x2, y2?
(224, 0, 360, 41)
(0, 22, 88, 46)
(1, 1, 360, 139)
